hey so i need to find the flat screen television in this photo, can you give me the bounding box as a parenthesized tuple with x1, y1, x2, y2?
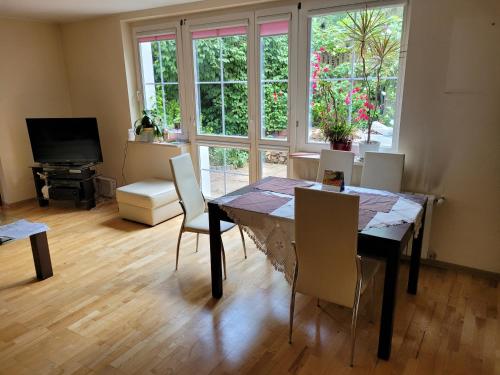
(26, 118, 103, 165)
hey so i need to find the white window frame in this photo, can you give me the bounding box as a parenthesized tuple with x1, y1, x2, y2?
(254, 5, 298, 179)
(296, 0, 409, 154)
(183, 13, 255, 144)
(197, 141, 251, 198)
(133, 21, 189, 133)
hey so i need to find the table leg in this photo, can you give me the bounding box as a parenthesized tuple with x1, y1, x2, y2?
(208, 203, 223, 299)
(377, 245, 402, 360)
(29, 231, 53, 280)
(408, 205, 426, 295)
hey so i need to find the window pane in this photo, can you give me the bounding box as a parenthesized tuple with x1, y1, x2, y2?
(194, 38, 221, 82)
(260, 150, 288, 178)
(198, 84, 222, 135)
(308, 6, 404, 145)
(164, 84, 181, 127)
(160, 39, 178, 82)
(139, 36, 179, 129)
(224, 83, 248, 136)
(260, 32, 289, 140)
(262, 34, 288, 81)
(223, 35, 247, 82)
(199, 146, 249, 198)
(262, 82, 288, 139)
(193, 33, 249, 137)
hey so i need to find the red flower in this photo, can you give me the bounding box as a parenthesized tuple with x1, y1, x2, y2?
(273, 92, 278, 102)
(363, 101, 375, 110)
(323, 67, 329, 73)
(320, 47, 325, 52)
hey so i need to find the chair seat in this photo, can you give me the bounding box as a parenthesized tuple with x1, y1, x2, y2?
(360, 257, 381, 293)
(185, 213, 235, 234)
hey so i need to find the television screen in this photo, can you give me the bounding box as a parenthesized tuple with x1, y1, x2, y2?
(26, 118, 103, 164)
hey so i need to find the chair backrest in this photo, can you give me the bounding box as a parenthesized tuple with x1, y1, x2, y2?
(360, 152, 405, 192)
(316, 149, 355, 184)
(169, 153, 205, 222)
(294, 187, 359, 308)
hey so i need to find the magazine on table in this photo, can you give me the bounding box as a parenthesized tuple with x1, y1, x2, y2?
(322, 170, 345, 192)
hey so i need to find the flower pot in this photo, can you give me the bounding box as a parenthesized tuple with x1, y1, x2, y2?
(141, 128, 155, 143)
(358, 140, 380, 159)
(330, 140, 352, 151)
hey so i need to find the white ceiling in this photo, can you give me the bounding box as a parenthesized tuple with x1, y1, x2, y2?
(0, 0, 203, 23)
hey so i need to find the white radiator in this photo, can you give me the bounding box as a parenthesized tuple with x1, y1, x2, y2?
(95, 176, 117, 198)
(404, 194, 437, 259)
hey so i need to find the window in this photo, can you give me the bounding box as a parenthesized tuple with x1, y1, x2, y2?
(307, 5, 404, 148)
(259, 20, 289, 140)
(260, 150, 288, 178)
(192, 25, 248, 137)
(199, 145, 250, 197)
(138, 32, 181, 129)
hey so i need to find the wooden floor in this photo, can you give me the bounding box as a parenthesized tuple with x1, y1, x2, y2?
(0, 200, 498, 375)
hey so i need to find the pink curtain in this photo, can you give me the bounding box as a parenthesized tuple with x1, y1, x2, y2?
(192, 26, 247, 39)
(138, 33, 176, 43)
(259, 20, 288, 37)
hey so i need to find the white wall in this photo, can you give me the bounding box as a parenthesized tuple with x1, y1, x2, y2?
(399, 0, 500, 273)
(0, 18, 72, 204)
(61, 16, 132, 184)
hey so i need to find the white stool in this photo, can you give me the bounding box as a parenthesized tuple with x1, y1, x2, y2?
(116, 178, 182, 226)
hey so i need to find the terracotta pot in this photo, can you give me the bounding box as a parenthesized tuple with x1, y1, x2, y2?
(330, 140, 352, 151)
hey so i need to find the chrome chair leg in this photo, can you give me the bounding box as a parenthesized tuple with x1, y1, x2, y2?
(195, 233, 199, 253)
(221, 242, 227, 280)
(238, 226, 247, 259)
(175, 227, 184, 271)
(350, 281, 362, 367)
(370, 278, 376, 323)
(289, 263, 299, 344)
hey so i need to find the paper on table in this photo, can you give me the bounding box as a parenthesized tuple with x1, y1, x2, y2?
(0, 219, 49, 240)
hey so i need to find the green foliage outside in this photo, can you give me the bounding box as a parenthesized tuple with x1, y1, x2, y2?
(148, 40, 181, 128)
(142, 6, 403, 164)
(310, 6, 403, 141)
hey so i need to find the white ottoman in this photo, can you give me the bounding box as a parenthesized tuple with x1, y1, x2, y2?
(116, 178, 182, 226)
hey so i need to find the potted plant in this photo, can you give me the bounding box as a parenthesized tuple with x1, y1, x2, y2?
(312, 67, 358, 150)
(342, 8, 400, 157)
(134, 110, 163, 142)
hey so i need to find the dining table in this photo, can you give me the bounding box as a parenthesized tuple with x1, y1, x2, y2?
(207, 176, 427, 360)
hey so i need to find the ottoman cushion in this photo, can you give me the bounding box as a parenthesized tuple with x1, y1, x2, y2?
(116, 178, 178, 209)
(116, 178, 181, 226)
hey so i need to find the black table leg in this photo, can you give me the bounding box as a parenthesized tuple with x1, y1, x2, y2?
(208, 203, 223, 299)
(408, 205, 426, 295)
(30, 231, 53, 280)
(377, 244, 402, 360)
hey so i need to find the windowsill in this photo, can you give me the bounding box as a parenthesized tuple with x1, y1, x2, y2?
(290, 151, 364, 166)
(128, 140, 190, 148)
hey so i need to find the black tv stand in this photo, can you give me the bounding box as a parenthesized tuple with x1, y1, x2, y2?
(31, 163, 97, 210)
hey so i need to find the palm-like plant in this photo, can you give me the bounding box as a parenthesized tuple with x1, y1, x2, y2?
(342, 8, 399, 143)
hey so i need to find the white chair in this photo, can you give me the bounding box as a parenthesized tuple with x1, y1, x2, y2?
(316, 149, 355, 185)
(169, 154, 246, 278)
(360, 152, 405, 192)
(290, 187, 379, 366)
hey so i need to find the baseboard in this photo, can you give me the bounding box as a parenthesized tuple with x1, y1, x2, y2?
(401, 255, 500, 280)
(1, 197, 37, 209)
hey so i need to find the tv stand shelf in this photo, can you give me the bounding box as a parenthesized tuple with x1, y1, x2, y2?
(31, 164, 97, 210)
